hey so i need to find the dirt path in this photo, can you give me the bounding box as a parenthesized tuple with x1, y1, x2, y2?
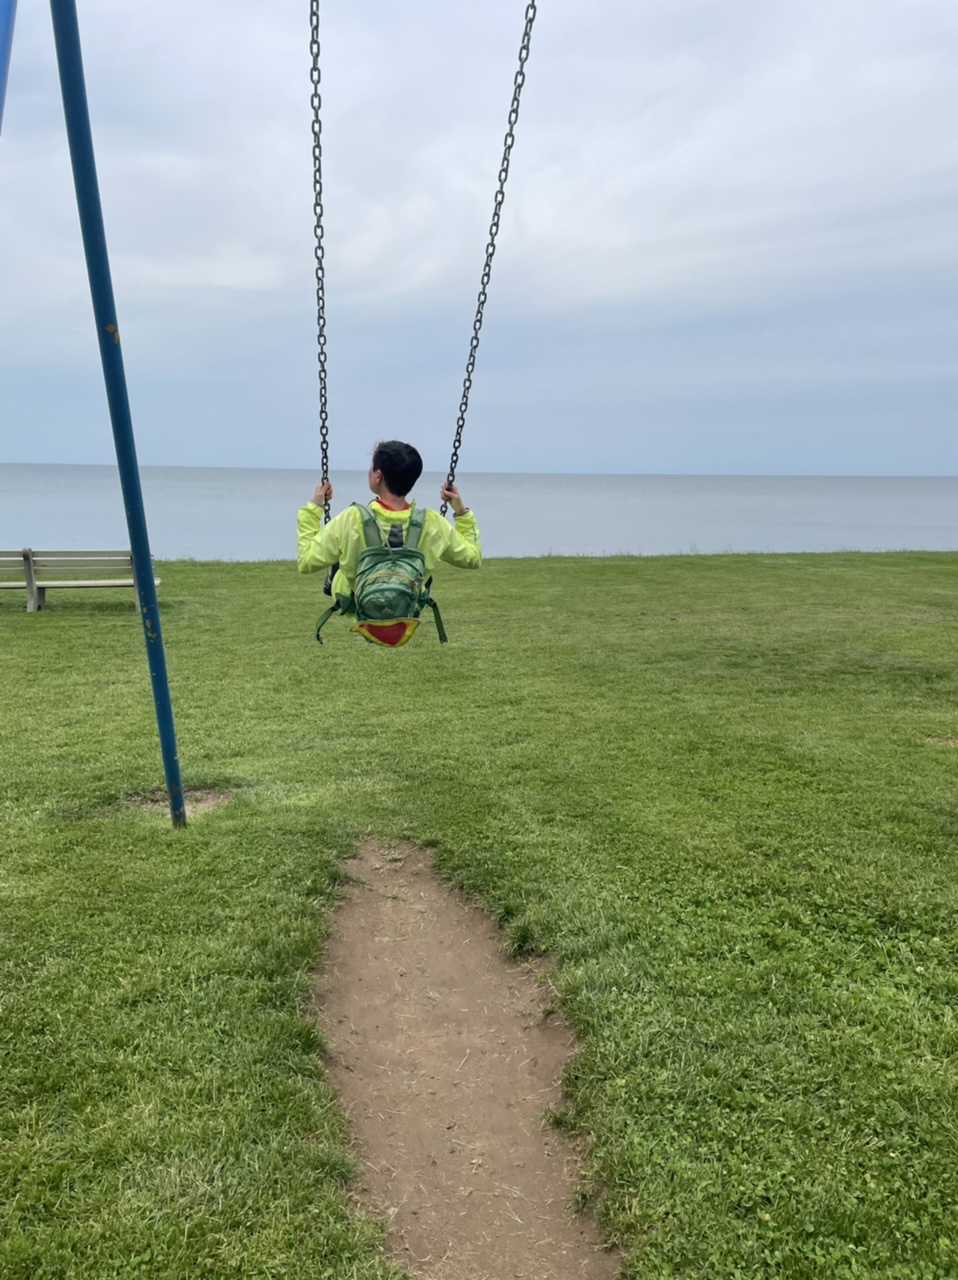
(313, 840, 620, 1280)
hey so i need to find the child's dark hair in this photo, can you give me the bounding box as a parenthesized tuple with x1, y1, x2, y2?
(372, 440, 423, 497)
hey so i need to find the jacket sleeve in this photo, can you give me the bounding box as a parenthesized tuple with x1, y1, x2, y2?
(297, 502, 347, 574)
(440, 510, 482, 569)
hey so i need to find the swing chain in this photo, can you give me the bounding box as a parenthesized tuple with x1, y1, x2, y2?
(442, 1, 538, 516)
(310, 0, 331, 524)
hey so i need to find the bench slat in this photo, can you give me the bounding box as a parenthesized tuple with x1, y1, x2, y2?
(31, 561, 134, 573)
(18, 550, 134, 559)
(31, 553, 132, 561)
(35, 578, 137, 588)
(35, 576, 159, 585)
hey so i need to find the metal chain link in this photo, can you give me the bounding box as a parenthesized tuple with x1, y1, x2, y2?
(442, 2, 538, 516)
(310, 0, 331, 524)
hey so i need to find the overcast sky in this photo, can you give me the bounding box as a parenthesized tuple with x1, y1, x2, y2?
(1, 0, 957, 475)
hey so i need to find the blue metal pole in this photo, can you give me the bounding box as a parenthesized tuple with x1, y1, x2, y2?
(0, 0, 17, 135)
(49, 0, 187, 829)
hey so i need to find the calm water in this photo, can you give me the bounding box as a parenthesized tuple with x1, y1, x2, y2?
(1, 464, 957, 560)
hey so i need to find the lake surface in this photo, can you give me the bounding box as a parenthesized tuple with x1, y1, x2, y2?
(1, 464, 957, 560)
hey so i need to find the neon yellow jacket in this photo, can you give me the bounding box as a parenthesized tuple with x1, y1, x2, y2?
(297, 499, 481, 600)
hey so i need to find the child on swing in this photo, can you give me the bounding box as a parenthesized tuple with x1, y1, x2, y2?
(297, 441, 481, 643)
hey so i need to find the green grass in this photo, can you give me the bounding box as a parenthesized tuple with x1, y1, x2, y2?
(2, 552, 958, 1278)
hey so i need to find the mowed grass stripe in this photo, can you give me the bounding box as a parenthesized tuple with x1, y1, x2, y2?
(1, 552, 957, 1278)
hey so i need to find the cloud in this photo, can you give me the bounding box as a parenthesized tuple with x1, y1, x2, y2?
(1, 0, 957, 473)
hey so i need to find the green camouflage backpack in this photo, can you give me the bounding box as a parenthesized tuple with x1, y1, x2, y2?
(315, 504, 447, 647)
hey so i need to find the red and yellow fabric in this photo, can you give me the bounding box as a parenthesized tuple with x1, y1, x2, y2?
(351, 618, 420, 647)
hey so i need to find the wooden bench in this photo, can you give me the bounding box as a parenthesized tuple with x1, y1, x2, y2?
(0, 549, 160, 612)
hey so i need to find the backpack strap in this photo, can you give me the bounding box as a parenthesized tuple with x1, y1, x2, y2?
(404, 507, 428, 553)
(315, 593, 353, 644)
(352, 503, 384, 550)
(421, 577, 448, 645)
(356, 502, 425, 551)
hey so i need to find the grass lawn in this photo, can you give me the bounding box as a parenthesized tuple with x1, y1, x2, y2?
(2, 551, 958, 1279)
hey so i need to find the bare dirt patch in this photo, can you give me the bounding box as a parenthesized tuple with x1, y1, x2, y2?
(924, 736, 958, 749)
(128, 787, 235, 816)
(314, 839, 620, 1280)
